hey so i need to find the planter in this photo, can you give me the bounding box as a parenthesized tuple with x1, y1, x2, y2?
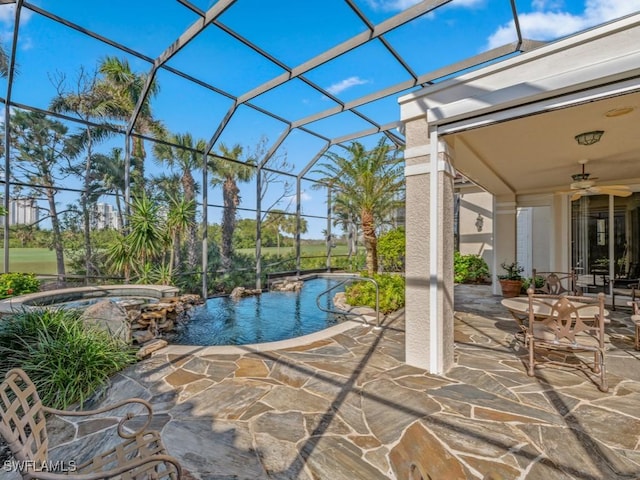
(499, 279, 523, 298)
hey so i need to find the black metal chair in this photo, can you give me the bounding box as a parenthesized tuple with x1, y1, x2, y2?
(611, 262, 640, 310)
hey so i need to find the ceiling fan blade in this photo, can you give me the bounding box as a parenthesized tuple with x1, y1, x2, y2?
(596, 187, 633, 197)
(571, 191, 584, 201)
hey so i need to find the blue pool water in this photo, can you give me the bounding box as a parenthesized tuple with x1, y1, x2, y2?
(170, 277, 346, 346)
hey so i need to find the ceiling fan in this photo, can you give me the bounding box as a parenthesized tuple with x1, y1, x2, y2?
(560, 159, 632, 201)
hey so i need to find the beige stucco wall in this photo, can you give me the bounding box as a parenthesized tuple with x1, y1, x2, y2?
(458, 189, 494, 272)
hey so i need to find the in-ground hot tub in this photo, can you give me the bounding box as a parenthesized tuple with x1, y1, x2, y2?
(0, 284, 180, 317)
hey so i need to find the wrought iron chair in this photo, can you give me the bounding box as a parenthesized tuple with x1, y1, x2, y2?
(611, 263, 640, 310)
(0, 368, 182, 479)
(531, 269, 581, 296)
(523, 289, 608, 392)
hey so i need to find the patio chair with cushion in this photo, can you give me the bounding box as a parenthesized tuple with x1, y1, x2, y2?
(0, 368, 182, 480)
(523, 289, 608, 392)
(531, 269, 581, 296)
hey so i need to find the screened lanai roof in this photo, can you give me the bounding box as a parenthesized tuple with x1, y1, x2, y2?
(1, 0, 638, 243)
(4, 0, 636, 177)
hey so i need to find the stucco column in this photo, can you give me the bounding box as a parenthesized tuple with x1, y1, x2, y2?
(493, 194, 517, 294)
(404, 119, 455, 373)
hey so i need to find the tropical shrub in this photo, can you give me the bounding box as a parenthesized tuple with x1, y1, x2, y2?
(0, 308, 135, 409)
(378, 228, 405, 272)
(454, 251, 490, 284)
(345, 273, 405, 314)
(0, 272, 41, 298)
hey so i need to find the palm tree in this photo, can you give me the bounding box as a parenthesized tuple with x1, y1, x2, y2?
(107, 193, 166, 282)
(147, 172, 184, 271)
(153, 132, 204, 268)
(97, 56, 164, 191)
(165, 193, 196, 279)
(210, 143, 256, 272)
(332, 200, 358, 260)
(93, 148, 126, 229)
(0, 43, 9, 78)
(50, 68, 121, 281)
(264, 209, 307, 255)
(314, 139, 404, 275)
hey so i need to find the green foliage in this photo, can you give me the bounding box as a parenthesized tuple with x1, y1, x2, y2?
(454, 251, 489, 284)
(499, 261, 524, 280)
(0, 272, 41, 298)
(521, 276, 545, 293)
(378, 228, 405, 272)
(0, 308, 135, 409)
(345, 273, 405, 314)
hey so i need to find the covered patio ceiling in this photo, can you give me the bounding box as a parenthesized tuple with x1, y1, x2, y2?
(449, 90, 640, 197)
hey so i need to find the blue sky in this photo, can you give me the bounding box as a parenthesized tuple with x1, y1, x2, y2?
(1, 0, 639, 238)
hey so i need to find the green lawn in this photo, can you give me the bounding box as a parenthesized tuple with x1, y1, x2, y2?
(0, 248, 59, 274)
(0, 245, 353, 275)
(238, 244, 350, 257)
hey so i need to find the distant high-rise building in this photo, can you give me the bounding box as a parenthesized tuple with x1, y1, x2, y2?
(0, 198, 40, 226)
(91, 203, 121, 230)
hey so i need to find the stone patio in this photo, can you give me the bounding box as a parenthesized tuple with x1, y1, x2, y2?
(37, 285, 640, 479)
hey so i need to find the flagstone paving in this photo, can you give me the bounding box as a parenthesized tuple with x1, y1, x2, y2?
(44, 285, 640, 479)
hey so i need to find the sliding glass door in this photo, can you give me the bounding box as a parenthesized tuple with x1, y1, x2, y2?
(571, 193, 640, 292)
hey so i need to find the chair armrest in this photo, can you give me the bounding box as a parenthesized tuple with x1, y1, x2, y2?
(43, 398, 153, 439)
(20, 453, 182, 480)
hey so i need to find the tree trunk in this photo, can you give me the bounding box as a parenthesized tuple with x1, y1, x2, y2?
(82, 128, 93, 284)
(361, 209, 377, 275)
(46, 187, 66, 285)
(182, 169, 198, 269)
(221, 177, 239, 272)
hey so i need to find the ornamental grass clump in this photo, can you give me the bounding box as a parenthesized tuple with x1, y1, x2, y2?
(0, 308, 135, 409)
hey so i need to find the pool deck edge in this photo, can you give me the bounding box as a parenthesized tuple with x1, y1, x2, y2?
(155, 315, 375, 356)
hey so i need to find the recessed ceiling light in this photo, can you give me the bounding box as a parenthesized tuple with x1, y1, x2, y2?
(605, 106, 635, 117)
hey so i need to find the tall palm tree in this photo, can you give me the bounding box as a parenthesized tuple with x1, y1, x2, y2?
(314, 139, 404, 275)
(153, 132, 204, 268)
(97, 56, 164, 191)
(50, 69, 121, 281)
(210, 143, 256, 272)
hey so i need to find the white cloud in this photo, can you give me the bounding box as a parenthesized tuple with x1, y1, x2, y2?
(283, 191, 312, 203)
(326, 76, 369, 95)
(487, 0, 640, 49)
(0, 4, 33, 24)
(532, 0, 565, 10)
(365, 0, 483, 12)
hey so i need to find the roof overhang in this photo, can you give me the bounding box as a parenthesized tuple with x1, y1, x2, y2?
(399, 13, 640, 198)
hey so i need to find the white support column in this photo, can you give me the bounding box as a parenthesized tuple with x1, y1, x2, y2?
(493, 195, 518, 295)
(404, 119, 455, 374)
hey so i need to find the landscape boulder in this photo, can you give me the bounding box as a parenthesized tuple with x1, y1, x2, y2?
(81, 299, 131, 343)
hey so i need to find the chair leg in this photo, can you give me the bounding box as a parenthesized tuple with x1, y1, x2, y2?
(592, 352, 600, 374)
(598, 351, 608, 393)
(635, 322, 640, 351)
(527, 340, 535, 377)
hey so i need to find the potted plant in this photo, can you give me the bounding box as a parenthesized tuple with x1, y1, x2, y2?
(498, 261, 524, 297)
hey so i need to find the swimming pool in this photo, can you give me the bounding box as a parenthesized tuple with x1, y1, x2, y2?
(170, 277, 346, 346)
